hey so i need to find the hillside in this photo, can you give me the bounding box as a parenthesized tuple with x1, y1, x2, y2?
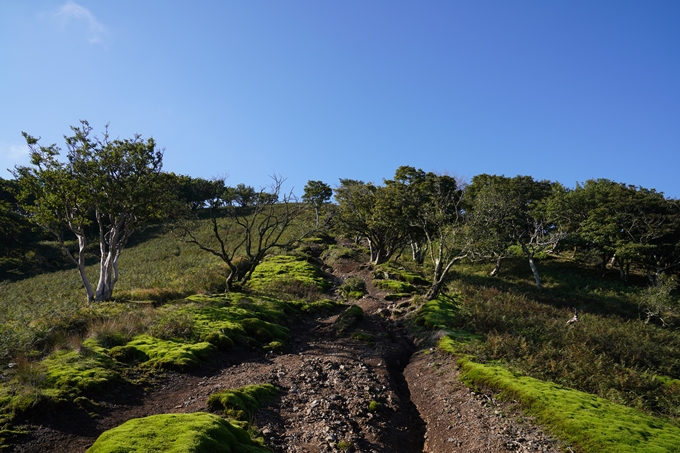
(1, 225, 680, 452)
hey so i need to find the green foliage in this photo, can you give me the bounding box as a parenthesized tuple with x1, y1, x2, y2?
(87, 412, 270, 453)
(178, 175, 316, 290)
(302, 180, 333, 227)
(335, 305, 364, 334)
(14, 121, 170, 302)
(639, 274, 679, 326)
(458, 359, 680, 453)
(207, 384, 278, 421)
(368, 400, 380, 412)
(422, 259, 680, 419)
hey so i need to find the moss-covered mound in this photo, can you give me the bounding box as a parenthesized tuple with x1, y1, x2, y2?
(125, 335, 217, 370)
(372, 262, 428, 285)
(335, 305, 364, 334)
(208, 384, 279, 420)
(371, 279, 416, 294)
(247, 255, 331, 294)
(87, 412, 270, 453)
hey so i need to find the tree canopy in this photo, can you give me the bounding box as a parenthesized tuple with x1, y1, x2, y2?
(13, 121, 168, 302)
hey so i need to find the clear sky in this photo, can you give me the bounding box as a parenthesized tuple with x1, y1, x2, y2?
(1, 1, 679, 197)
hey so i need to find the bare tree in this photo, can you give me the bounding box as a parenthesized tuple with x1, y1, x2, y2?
(179, 175, 316, 290)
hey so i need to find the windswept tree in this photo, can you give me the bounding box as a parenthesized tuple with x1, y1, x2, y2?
(179, 175, 315, 290)
(557, 179, 680, 283)
(466, 174, 561, 290)
(334, 179, 409, 264)
(385, 166, 468, 299)
(14, 121, 168, 302)
(302, 180, 333, 227)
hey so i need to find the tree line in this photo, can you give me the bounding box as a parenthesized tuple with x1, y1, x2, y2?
(2, 122, 679, 314)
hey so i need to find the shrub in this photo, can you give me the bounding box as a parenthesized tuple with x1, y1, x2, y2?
(339, 277, 366, 299)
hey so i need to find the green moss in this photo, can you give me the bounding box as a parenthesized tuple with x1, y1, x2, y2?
(108, 345, 149, 363)
(337, 441, 353, 451)
(339, 277, 367, 299)
(371, 279, 416, 293)
(417, 296, 458, 329)
(335, 305, 364, 334)
(241, 318, 289, 344)
(350, 331, 374, 342)
(87, 412, 270, 453)
(458, 359, 680, 453)
(202, 332, 235, 351)
(267, 341, 284, 351)
(287, 299, 342, 313)
(127, 335, 217, 370)
(368, 400, 380, 411)
(208, 384, 278, 421)
(247, 255, 330, 293)
(320, 245, 362, 266)
(373, 262, 428, 285)
(42, 342, 119, 397)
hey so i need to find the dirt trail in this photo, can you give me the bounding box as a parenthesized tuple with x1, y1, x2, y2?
(11, 261, 563, 453)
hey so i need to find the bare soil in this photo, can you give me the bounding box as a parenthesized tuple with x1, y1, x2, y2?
(9, 258, 564, 453)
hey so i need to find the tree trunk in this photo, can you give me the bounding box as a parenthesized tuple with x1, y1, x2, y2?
(521, 243, 542, 290)
(74, 234, 95, 303)
(489, 256, 503, 277)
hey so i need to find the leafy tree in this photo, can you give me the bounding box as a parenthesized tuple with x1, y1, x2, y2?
(558, 179, 680, 282)
(302, 180, 332, 227)
(179, 175, 314, 290)
(0, 178, 38, 256)
(466, 175, 560, 290)
(385, 166, 468, 299)
(169, 174, 221, 212)
(13, 121, 168, 302)
(334, 179, 409, 264)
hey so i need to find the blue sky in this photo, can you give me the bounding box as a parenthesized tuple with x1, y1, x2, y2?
(1, 1, 679, 197)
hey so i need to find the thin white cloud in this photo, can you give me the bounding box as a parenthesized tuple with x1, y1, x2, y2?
(54, 1, 107, 44)
(0, 144, 30, 176)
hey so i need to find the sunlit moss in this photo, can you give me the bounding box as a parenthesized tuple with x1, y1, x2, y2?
(87, 412, 269, 453)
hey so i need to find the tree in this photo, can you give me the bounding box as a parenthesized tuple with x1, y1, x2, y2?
(14, 121, 167, 302)
(334, 179, 409, 264)
(466, 175, 561, 290)
(558, 179, 680, 283)
(302, 180, 332, 227)
(179, 175, 314, 290)
(385, 166, 468, 299)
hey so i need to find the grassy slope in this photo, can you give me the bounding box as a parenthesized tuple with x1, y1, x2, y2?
(418, 256, 680, 451)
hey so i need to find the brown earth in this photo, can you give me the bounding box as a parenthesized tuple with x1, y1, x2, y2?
(9, 257, 564, 453)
